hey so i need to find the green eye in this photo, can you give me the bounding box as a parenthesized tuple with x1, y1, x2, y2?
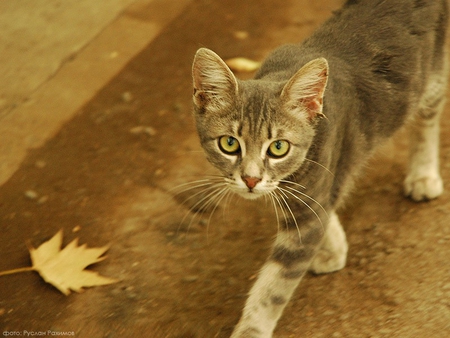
(218, 136, 241, 155)
(267, 140, 290, 158)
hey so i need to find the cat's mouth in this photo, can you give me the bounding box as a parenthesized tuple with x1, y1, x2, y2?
(232, 180, 277, 200)
(239, 189, 265, 200)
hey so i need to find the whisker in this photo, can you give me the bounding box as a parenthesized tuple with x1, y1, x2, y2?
(189, 184, 227, 213)
(171, 182, 219, 197)
(183, 190, 223, 236)
(222, 189, 234, 218)
(277, 187, 325, 234)
(274, 189, 302, 243)
(279, 179, 306, 190)
(269, 191, 288, 227)
(282, 185, 329, 220)
(176, 183, 226, 208)
(269, 192, 282, 234)
(178, 184, 228, 234)
(277, 186, 290, 200)
(204, 187, 230, 241)
(304, 158, 334, 177)
(169, 177, 224, 193)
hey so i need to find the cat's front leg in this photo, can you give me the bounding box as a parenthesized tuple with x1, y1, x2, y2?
(309, 211, 348, 274)
(231, 224, 324, 338)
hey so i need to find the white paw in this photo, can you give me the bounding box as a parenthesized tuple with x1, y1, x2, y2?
(309, 245, 347, 274)
(309, 212, 348, 274)
(404, 174, 443, 202)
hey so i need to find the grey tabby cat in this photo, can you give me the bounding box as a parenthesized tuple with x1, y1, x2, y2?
(191, 0, 448, 336)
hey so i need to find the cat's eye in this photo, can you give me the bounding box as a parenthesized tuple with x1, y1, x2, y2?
(218, 136, 241, 155)
(267, 140, 290, 158)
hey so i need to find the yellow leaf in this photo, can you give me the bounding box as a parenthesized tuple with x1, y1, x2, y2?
(225, 57, 261, 72)
(28, 230, 118, 295)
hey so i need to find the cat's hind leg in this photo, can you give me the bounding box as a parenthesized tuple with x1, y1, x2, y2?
(309, 211, 348, 274)
(404, 73, 447, 201)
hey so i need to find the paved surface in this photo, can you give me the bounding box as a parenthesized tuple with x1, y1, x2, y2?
(0, 0, 134, 120)
(0, 0, 192, 186)
(1, 0, 449, 337)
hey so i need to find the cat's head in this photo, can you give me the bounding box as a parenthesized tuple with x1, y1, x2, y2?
(191, 48, 328, 200)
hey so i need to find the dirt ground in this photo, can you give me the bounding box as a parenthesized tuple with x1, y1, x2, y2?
(1, 0, 450, 337)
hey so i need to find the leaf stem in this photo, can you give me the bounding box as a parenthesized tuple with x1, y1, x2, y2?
(0, 266, 34, 277)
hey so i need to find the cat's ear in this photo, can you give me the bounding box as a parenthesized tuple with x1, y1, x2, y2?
(192, 48, 238, 112)
(281, 58, 329, 120)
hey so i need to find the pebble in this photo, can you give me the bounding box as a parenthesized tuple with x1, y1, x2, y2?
(37, 195, 49, 204)
(233, 30, 249, 40)
(24, 190, 38, 200)
(121, 91, 133, 103)
(182, 275, 199, 283)
(129, 126, 157, 136)
(172, 102, 183, 112)
(339, 313, 350, 321)
(35, 160, 47, 169)
(359, 258, 368, 266)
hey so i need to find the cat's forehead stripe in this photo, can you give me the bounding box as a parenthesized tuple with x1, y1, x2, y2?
(243, 95, 272, 138)
(237, 121, 243, 137)
(267, 124, 273, 140)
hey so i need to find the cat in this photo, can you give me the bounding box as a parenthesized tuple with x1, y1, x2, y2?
(190, 0, 448, 336)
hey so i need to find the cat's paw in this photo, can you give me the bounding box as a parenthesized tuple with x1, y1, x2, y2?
(309, 245, 347, 274)
(231, 321, 272, 338)
(404, 173, 443, 202)
(309, 212, 348, 274)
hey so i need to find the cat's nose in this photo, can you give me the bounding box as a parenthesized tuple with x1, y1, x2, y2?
(242, 176, 261, 189)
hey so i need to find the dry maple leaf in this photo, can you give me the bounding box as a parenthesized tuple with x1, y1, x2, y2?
(0, 230, 118, 295)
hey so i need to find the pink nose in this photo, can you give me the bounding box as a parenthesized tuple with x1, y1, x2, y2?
(242, 176, 261, 189)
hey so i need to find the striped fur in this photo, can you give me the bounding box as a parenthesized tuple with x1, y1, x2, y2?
(190, 0, 448, 336)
